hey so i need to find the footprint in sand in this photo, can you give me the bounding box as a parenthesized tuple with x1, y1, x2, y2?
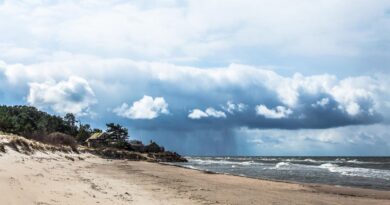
(9, 177, 21, 185)
(35, 201, 52, 205)
(8, 177, 23, 190)
(114, 192, 133, 202)
(35, 173, 44, 177)
(64, 192, 73, 198)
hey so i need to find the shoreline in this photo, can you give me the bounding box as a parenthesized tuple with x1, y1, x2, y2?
(166, 156, 390, 191)
(1, 149, 390, 204)
(162, 162, 390, 200)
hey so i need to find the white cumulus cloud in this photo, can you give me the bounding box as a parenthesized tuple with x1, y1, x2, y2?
(114, 95, 169, 119)
(188, 107, 226, 119)
(27, 76, 96, 115)
(256, 105, 293, 119)
(188, 109, 208, 119)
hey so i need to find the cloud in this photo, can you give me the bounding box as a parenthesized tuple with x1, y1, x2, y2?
(255, 105, 293, 119)
(0, 57, 387, 129)
(312, 98, 329, 108)
(236, 124, 390, 156)
(27, 76, 96, 115)
(344, 102, 360, 116)
(222, 101, 247, 114)
(114, 95, 169, 119)
(0, 0, 389, 64)
(0, 0, 389, 155)
(188, 109, 208, 119)
(188, 107, 226, 119)
(330, 76, 377, 116)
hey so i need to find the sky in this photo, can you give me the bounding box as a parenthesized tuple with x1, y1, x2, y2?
(0, 0, 389, 156)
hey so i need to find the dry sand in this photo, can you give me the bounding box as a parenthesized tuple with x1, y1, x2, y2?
(1, 147, 390, 205)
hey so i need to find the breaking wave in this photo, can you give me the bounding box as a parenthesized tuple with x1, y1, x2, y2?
(179, 156, 390, 190)
(188, 158, 261, 166)
(319, 163, 390, 180)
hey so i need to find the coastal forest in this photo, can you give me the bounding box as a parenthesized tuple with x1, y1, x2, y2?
(0, 105, 186, 162)
(0, 105, 125, 146)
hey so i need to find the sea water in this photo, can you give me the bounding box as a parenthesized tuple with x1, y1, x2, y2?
(175, 156, 390, 190)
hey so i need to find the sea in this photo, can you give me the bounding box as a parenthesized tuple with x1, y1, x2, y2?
(174, 156, 390, 190)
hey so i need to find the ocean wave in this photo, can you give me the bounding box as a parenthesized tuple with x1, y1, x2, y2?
(319, 163, 390, 180)
(282, 158, 328, 164)
(319, 163, 338, 171)
(275, 162, 291, 169)
(303, 158, 317, 163)
(183, 165, 202, 170)
(347, 159, 361, 163)
(257, 158, 279, 162)
(345, 159, 385, 165)
(189, 159, 261, 166)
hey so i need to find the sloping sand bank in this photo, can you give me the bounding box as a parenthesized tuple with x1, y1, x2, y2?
(1, 148, 389, 205)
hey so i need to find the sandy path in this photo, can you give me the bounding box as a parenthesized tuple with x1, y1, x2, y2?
(1, 149, 389, 205)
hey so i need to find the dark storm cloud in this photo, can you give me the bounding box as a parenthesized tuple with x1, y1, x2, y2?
(1, 59, 388, 155)
(121, 96, 381, 131)
(91, 81, 382, 156)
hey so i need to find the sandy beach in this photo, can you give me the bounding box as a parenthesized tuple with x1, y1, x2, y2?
(1, 1, 390, 204)
(1, 147, 389, 205)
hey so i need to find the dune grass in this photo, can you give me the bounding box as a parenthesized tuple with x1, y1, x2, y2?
(0, 134, 75, 155)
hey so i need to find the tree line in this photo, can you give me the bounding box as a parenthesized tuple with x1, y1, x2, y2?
(0, 105, 128, 145)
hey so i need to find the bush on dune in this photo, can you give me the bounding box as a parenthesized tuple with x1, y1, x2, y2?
(0, 144, 5, 153)
(46, 132, 78, 151)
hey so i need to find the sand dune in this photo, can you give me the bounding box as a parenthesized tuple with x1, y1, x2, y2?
(1, 137, 389, 205)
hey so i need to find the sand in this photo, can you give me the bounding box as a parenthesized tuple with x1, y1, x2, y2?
(1, 148, 390, 205)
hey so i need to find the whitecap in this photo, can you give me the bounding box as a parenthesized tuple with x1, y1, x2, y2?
(304, 158, 317, 163)
(275, 162, 291, 169)
(189, 159, 261, 166)
(319, 163, 390, 180)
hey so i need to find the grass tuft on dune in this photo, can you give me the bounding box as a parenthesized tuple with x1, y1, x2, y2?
(0, 134, 75, 155)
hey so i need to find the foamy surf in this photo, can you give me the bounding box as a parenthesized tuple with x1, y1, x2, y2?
(178, 156, 390, 190)
(319, 163, 390, 180)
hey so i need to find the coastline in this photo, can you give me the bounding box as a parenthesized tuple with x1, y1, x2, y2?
(1, 149, 390, 205)
(161, 162, 390, 201)
(163, 161, 390, 194)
